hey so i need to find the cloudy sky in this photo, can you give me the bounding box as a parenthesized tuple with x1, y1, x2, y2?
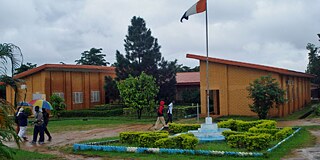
(1, 0, 320, 72)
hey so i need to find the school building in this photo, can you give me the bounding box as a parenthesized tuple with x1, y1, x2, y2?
(187, 54, 314, 117)
(6, 64, 116, 110)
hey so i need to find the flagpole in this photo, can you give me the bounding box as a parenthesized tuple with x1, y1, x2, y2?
(205, 0, 210, 118)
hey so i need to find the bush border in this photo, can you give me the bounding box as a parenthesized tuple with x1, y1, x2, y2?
(73, 127, 300, 157)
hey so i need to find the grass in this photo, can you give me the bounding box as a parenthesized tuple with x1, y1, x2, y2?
(11, 149, 59, 160)
(69, 126, 318, 160)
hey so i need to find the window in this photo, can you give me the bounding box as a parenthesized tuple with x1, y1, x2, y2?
(53, 92, 64, 100)
(73, 92, 83, 104)
(91, 91, 100, 102)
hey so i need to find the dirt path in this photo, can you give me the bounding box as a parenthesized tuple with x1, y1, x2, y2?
(277, 118, 320, 160)
(5, 124, 151, 160)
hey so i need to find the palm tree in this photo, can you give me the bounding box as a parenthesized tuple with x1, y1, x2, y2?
(0, 43, 23, 108)
(0, 43, 23, 159)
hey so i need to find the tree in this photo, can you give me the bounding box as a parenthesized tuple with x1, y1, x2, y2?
(0, 99, 20, 159)
(75, 48, 109, 66)
(49, 94, 66, 118)
(104, 76, 120, 103)
(117, 73, 159, 119)
(306, 42, 320, 84)
(176, 65, 200, 72)
(14, 62, 37, 75)
(114, 16, 178, 100)
(247, 75, 285, 119)
(0, 43, 23, 108)
(0, 43, 22, 159)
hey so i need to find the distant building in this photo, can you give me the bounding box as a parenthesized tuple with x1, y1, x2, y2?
(6, 64, 115, 110)
(175, 72, 200, 103)
(187, 54, 314, 117)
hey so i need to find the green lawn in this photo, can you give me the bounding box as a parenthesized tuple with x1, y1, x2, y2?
(11, 149, 59, 160)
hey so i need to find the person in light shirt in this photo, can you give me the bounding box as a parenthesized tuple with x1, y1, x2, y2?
(166, 100, 174, 125)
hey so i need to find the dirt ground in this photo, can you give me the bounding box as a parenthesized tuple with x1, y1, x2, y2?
(5, 124, 152, 160)
(5, 118, 320, 160)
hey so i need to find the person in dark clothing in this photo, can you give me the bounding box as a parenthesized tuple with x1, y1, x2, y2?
(31, 106, 45, 145)
(15, 106, 21, 134)
(42, 108, 52, 141)
(17, 107, 28, 141)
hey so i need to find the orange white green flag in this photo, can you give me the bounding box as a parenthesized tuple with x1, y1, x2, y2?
(180, 0, 206, 22)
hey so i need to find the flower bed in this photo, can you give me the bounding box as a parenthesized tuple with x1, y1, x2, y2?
(73, 127, 301, 157)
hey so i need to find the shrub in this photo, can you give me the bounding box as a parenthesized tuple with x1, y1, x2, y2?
(255, 120, 277, 129)
(169, 123, 200, 134)
(217, 119, 238, 131)
(248, 127, 279, 139)
(119, 131, 146, 144)
(221, 130, 242, 139)
(275, 127, 293, 140)
(138, 132, 169, 147)
(226, 134, 247, 148)
(245, 133, 272, 151)
(236, 121, 261, 132)
(157, 134, 198, 149)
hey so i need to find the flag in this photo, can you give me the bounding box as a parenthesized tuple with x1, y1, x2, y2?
(180, 0, 206, 22)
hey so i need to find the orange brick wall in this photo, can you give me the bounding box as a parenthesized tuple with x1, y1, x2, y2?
(199, 61, 311, 117)
(6, 69, 116, 110)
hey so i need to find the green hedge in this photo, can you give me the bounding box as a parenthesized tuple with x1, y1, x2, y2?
(169, 123, 200, 134)
(91, 104, 125, 110)
(154, 134, 199, 149)
(119, 131, 146, 144)
(275, 127, 293, 140)
(59, 108, 123, 117)
(138, 132, 169, 147)
(248, 127, 279, 140)
(217, 119, 277, 132)
(227, 133, 272, 151)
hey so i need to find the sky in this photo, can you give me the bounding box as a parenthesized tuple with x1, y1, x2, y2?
(1, 0, 320, 73)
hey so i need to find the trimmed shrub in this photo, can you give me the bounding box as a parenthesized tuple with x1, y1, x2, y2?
(255, 120, 277, 129)
(226, 134, 247, 148)
(275, 127, 293, 140)
(154, 138, 176, 149)
(119, 131, 146, 144)
(248, 127, 279, 139)
(218, 119, 238, 131)
(138, 132, 169, 147)
(169, 123, 200, 134)
(245, 133, 272, 151)
(221, 130, 242, 139)
(236, 121, 261, 132)
(154, 134, 198, 149)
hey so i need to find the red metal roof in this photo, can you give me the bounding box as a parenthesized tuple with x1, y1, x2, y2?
(176, 72, 200, 86)
(187, 54, 314, 78)
(14, 64, 115, 79)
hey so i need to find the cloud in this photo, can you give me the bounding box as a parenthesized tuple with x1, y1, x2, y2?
(0, 0, 319, 72)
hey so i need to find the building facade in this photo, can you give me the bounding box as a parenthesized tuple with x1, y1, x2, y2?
(187, 54, 314, 117)
(6, 64, 116, 110)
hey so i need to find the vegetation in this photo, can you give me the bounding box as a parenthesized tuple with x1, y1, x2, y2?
(114, 16, 177, 101)
(50, 94, 66, 118)
(117, 73, 159, 119)
(306, 38, 320, 84)
(104, 76, 120, 103)
(75, 47, 109, 66)
(0, 99, 20, 159)
(247, 75, 285, 119)
(13, 62, 37, 75)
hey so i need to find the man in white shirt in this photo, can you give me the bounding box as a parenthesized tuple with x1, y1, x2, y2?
(166, 100, 174, 125)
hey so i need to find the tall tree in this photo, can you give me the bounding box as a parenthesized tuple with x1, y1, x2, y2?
(306, 43, 320, 84)
(14, 62, 37, 75)
(75, 48, 109, 66)
(114, 16, 178, 100)
(176, 65, 200, 72)
(117, 73, 159, 119)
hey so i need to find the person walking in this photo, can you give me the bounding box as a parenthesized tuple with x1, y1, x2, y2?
(151, 100, 167, 130)
(42, 108, 52, 141)
(31, 106, 45, 145)
(17, 107, 28, 141)
(166, 100, 174, 125)
(14, 106, 21, 134)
